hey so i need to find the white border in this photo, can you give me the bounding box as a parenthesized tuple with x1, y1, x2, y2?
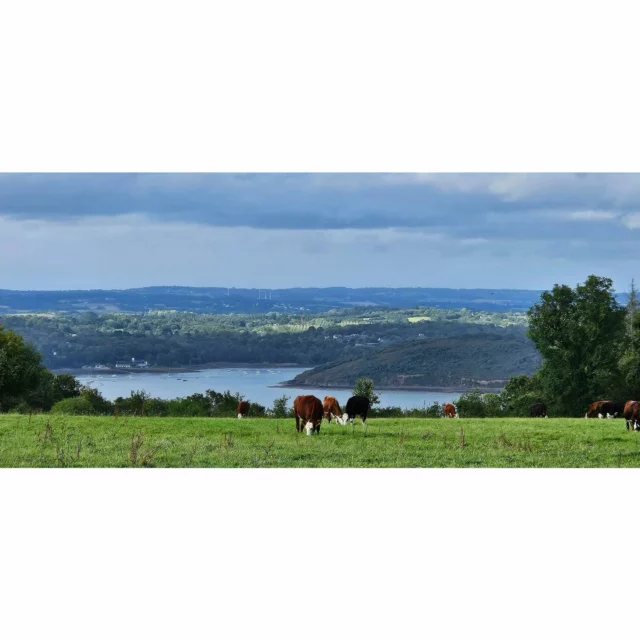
(2, 0, 640, 638)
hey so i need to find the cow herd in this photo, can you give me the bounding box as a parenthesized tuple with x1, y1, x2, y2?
(293, 395, 371, 435)
(585, 400, 640, 431)
(236, 396, 459, 435)
(237, 397, 640, 433)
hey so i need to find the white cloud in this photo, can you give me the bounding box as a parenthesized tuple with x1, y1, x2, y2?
(567, 210, 618, 221)
(459, 237, 490, 246)
(621, 213, 640, 229)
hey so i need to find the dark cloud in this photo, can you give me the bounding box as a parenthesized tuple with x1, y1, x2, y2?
(2, 174, 640, 290)
(2, 173, 640, 234)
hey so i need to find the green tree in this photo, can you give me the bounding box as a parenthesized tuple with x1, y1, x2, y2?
(456, 390, 486, 417)
(0, 326, 49, 412)
(271, 394, 290, 418)
(353, 377, 381, 407)
(618, 279, 640, 398)
(501, 374, 545, 416)
(527, 275, 626, 415)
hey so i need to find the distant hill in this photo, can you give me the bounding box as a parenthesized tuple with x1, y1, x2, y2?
(286, 330, 542, 391)
(0, 286, 546, 315)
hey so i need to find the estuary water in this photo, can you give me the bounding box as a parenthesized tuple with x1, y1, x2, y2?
(74, 367, 462, 409)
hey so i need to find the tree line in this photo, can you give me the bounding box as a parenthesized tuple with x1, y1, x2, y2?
(0, 306, 527, 370)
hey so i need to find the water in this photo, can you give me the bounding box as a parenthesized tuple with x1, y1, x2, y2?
(74, 367, 461, 409)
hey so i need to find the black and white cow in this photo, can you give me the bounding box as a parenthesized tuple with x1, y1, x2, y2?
(342, 396, 370, 428)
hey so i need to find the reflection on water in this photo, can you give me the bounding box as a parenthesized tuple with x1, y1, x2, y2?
(74, 367, 461, 409)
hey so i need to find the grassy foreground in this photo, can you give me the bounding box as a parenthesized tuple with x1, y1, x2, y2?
(1, 414, 640, 467)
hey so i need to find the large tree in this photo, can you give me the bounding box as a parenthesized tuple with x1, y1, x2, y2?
(0, 326, 48, 411)
(527, 275, 626, 415)
(0, 326, 81, 412)
(618, 278, 640, 399)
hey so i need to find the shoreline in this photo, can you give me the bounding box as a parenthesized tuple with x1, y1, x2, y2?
(52, 362, 304, 376)
(273, 381, 504, 393)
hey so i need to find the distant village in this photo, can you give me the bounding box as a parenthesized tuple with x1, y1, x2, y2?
(81, 357, 149, 371)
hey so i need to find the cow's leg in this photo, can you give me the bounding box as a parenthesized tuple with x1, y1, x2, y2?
(295, 414, 301, 433)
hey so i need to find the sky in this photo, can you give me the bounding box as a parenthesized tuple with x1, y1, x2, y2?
(2, 172, 640, 292)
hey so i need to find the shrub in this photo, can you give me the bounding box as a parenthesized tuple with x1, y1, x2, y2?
(372, 406, 404, 418)
(80, 387, 114, 415)
(51, 396, 96, 416)
(456, 390, 487, 418)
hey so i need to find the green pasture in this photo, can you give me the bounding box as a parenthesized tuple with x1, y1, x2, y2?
(1, 414, 639, 468)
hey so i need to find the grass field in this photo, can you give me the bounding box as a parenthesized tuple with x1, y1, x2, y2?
(1, 414, 640, 467)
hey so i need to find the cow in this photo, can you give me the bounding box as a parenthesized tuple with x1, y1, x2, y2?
(585, 400, 609, 419)
(341, 396, 370, 428)
(293, 395, 324, 436)
(323, 396, 345, 425)
(602, 401, 624, 418)
(237, 401, 250, 419)
(585, 400, 623, 419)
(444, 403, 458, 419)
(530, 403, 548, 418)
(624, 401, 640, 431)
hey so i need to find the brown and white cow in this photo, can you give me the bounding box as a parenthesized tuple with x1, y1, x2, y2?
(585, 400, 622, 419)
(444, 403, 458, 419)
(237, 401, 250, 419)
(624, 401, 640, 431)
(585, 400, 609, 419)
(294, 395, 324, 436)
(323, 396, 345, 425)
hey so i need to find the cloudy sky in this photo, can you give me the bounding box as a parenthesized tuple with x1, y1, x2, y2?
(2, 173, 640, 291)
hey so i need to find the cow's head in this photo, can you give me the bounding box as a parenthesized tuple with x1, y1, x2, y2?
(305, 421, 316, 436)
(333, 413, 347, 425)
(341, 413, 350, 424)
(237, 413, 243, 419)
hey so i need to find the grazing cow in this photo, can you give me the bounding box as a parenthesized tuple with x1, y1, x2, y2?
(600, 401, 624, 419)
(341, 396, 370, 428)
(585, 400, 623, 419)
(585, 400, 609, 419)
(293, 395, 324, 436)
(530, 403, 548, 418)
(237, 401, 250, 419)
(624, 401, 640, 431)
(323, 396, 345, 425)
(444, 403, 458, 419)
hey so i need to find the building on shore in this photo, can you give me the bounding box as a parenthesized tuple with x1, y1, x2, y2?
(115, 358, 149, 369)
